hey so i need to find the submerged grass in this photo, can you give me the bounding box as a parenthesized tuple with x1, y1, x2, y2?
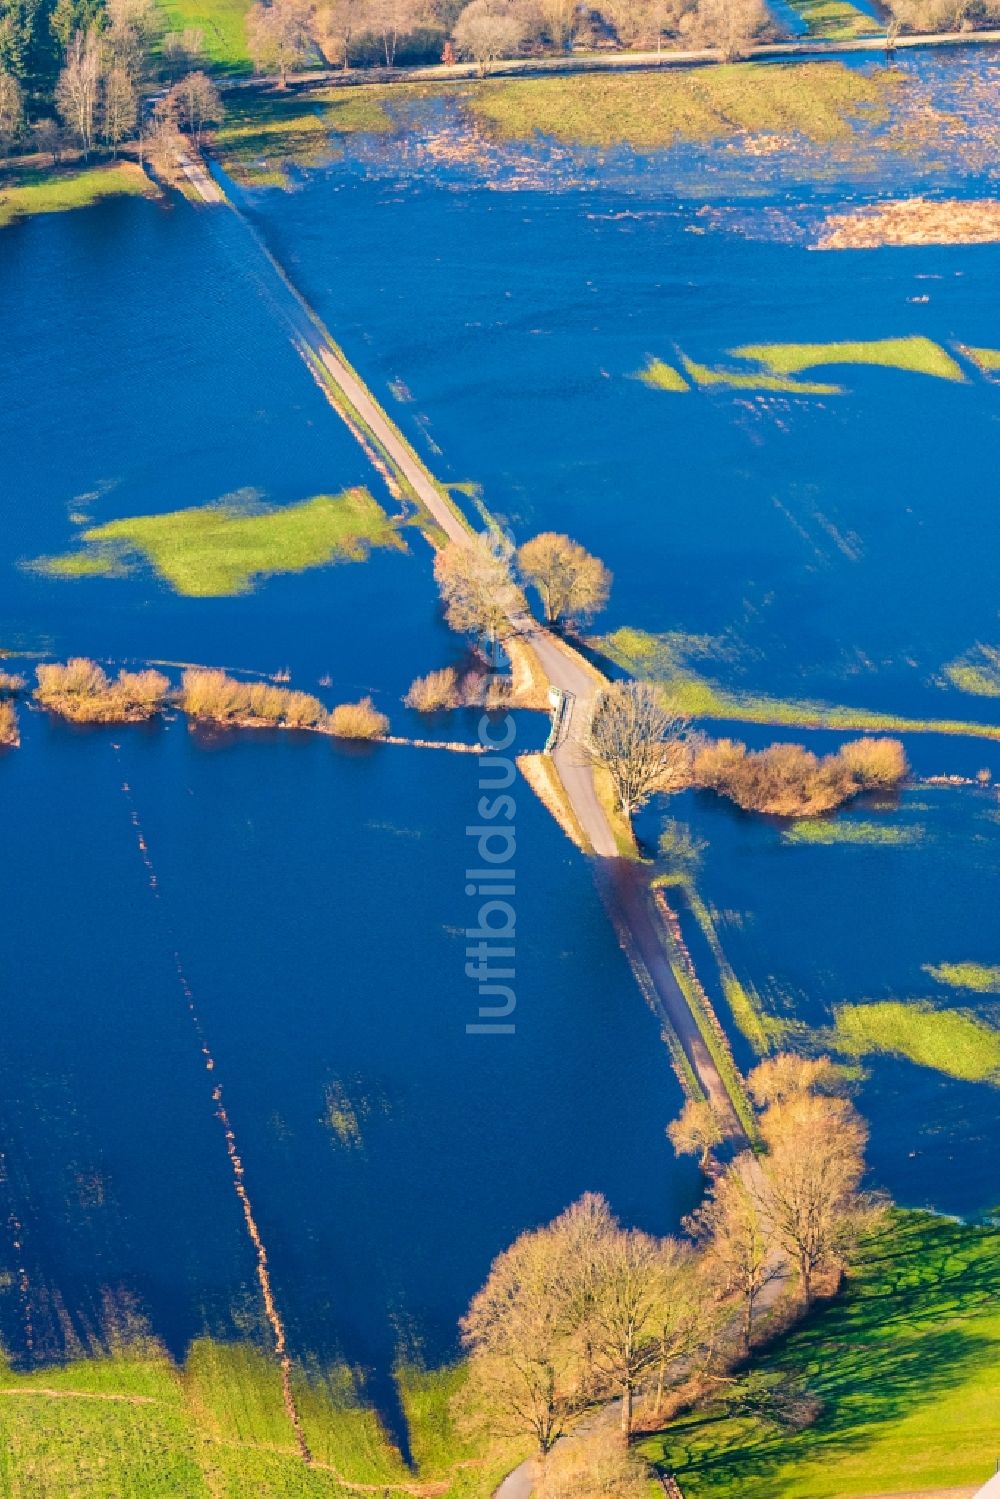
(923, 961, 1000, 994)
(788, 0, 880, 36)
(467, 62, 897, 149)
(641, 1213, 1000, 1497)
(960, 344, 1000, 373)
(944, 644, 1000, 698)
(0, 163, 156, 229)
(213, 90, 393, 186)
(35, 489, 402, 597)
(782, 819, 923, 846)
(598, 627, 1000, 743)
(832, 1000, 1000, 1083)
(732, 336, 966, 383)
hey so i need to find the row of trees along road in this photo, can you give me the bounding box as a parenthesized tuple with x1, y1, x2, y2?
(245, 0, 781, 82)
(459, 1054, 882, 1463)
(432, 528, 611, 663)
(0, 0, 221, 159)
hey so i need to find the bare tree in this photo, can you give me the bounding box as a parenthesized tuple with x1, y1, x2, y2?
(459, 1215, 592, 1454)
(517, 531, 611, 627)
(31, 118, 66, 164)
(667, 1096, 723, 1169)
(56, 29, 102, 156)
(433, 532, 525, 661)
(453, 0, 527, 72)
(686, 0, 768, 57)
(537, 0, 578, 45)
(169, 69, 223, 145)
(313, 0, 367, 66)
(757, 1090, 879, 1307)
(587, 1225, 684, 1440)
(588, 680, 691, 817)
(0, 69, 24, 152)
(247, 0, 316, 84)
(747, 1053, 851, 1108)
(104, 0, 158, 77)
(101, 63, 137, 152)
(365, 0, 425, 63)
(686, 1157, 781, 1354)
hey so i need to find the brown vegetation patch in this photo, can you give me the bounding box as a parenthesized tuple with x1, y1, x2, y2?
(692, 735, 908, 816)
(404, 662, 512, 712)
(35, 659, 169, 724)
(328, 697, 391, 739)
(181, 667, 327, 729)
(0, 699, 19, 747)
(816, 197, 1000, 249)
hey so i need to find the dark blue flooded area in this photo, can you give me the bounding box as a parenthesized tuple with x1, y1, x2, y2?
(244, 47, 1000, 728)
(0, 708, 694, 1377)
(0, 42, 998, 1400)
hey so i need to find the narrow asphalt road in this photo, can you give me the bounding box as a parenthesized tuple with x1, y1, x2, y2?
(183, 148, 749, 1146)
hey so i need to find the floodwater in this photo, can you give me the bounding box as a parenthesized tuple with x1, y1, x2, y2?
(0, 43, 997, 1404)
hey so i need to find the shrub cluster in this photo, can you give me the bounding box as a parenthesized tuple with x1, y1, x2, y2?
(181, 669, 390, 740)
(693, 736, 908, 817)
(405, 664, 511, 712)
(35, 658, 170, 724)
(0, 699, 18, 747)
(180, 668, 326, 729)
(328, 697, 391, 740)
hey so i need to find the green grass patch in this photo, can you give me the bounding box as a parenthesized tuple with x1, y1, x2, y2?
(34, 489, 403, 597)
(214, 90, 392, 186)
(731, 336, 966, 383)
(788, 0, 880, 38)
(0, 163, 156, 229)
(924, 961, 1000, 994)
(597, 626, 1000, 744)
(832, 999, 1000, 1083)
(641, 1212, 1000, 1498)
(156, 0, 252, 71)
(943, 644, 1000, 697)
(680, 351, 841, 395)
(466, 62, 897, 149)
(959, 343, 1000, 373)
(782, 819, 924, 846)
(637, 358, 690, 393)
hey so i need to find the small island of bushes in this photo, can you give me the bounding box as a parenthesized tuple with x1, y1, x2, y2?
(27, 658, 390, 741)
(0, 670, 25, 747)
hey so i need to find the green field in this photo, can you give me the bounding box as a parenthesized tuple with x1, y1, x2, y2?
(0, 1341, 515, 1497)
(35, 489, 404, 597)
(640, 1213, 1000, 1498)
(157, 0, 252, 70)
(0, 164, 157, 230)
(467, 62, 898, 148)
